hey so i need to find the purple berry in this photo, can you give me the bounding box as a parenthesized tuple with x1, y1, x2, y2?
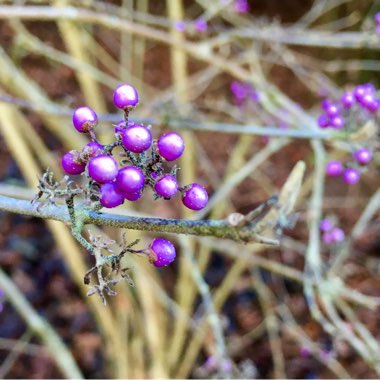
(325, 103, 340, 117)
(150, 238, 176, 267)
(353, 148, 372, 165)
(321, 99, 332, 111)
(330, 227, 345, 243)
(182, 183, 208, 210)
(123, 191, 143, 202)
(72, 106, 98, 133)
(317, 114, 330, 128)
(113, 83, 139, 109)
(233, 0, 250, 13)
(61, 151, 85, 175)
(157, 132, 185, 161)
(343, 168, 360, 185)
(88, 154, 118, 183)
(330, 115, 345, 129)
(154, 175, 178, 198)
(341, 92, 354, 109)
(82, 141, 103, 158)
(116, 166, 145, 194)
(322, 231, 334, 244)
(122, 124, 152, 153)
(320, 218, 333, 232)
(175, 20, 186, 32)
(99, 183, 124, 208)
(375, 12, 380, 24)
(367, 99, 380, 112)
(194, 17, 207, 32)
(353, 85, 366, 102)
(361, 93, 379, 112)
(326, 160, 343, 177)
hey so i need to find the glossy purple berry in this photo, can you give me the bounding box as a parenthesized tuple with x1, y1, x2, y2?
(157, 132, 185, 161)
(72, 106, 98, 133)
(341, 92, 354, 109)
(154, 175, 178, 198)
(194, 17, 207, 32)
(99, 183, 124, 208)
(326, 160, 343, 177)
(182, 183, 208, 210)
(330, 227, 345, 243)
(116, 166, 145, 194)
(61, 151, 85, 175)
(88, 154, 118, 183)
(123, 191, 143, 202)
(317, 114, 329, 128)
(320, 218, 333, 232)
(321, 99, 332, 111)
(82, 141, 103, 158)
(122, 124, 152, 153)
(343, 168, 360, 185)
(233, 0, 250, 13)
(113, 83, 139, 109)
(353, 85, 366, 102)
(325, 103, 340, 117)
(330, 115, 345, 129)
(150, 238, 176, 267)
(361, 93, 379, 112)
(353, 148, 372, 165)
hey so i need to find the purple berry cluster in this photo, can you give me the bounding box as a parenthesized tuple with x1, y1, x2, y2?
(230, 81, 260, 106)
(326, 146, 373, 185)
(320, 218, 345, 245)
(61, 83, 210, 267)
(318, 83, 379, 130)
(61, 83, 209, 212)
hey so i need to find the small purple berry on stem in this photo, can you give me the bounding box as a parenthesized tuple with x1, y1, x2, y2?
(99, 183, 124, 208)
(123, 191, 143, 202)
(342, 168, 360, 185)
(341, 92, 354, 109)
(122, 124, 152, 153)
(82, 141, 103, 158)
(113, 83, 139, 109)
(233, 0, 250, 13)
(157, 132, 185, 161)
(182, 183, 208, 210)
(325, 103, 340, 117)
(330, 227, 345, 243)
(317, 114, 330, 129)
(353, 85, 366, 102)
(330, 115, 345, 129)
(88, 155, 118, 183)
(154, 175, 178, 198)
(320, 219, 333, 232)
(61, 151, 86, 175)
(353, 148, 372, 165)
(72, 106, 98, 133)
(194, 17, 207, 32)
(326, 160, 343, 177)
(149, 238, 176, 267)
(116, 166, 145, 194)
